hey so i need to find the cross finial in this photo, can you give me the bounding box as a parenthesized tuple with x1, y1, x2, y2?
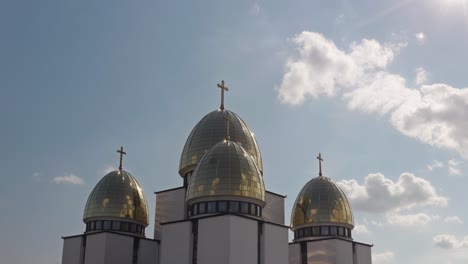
(217, 80, 229, 111)
(317, 153, 324, 177)
(117, 146, 126, 171)
(224, 112, 231, 141)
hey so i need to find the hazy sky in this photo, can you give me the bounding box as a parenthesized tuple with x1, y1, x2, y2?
(1, 0, 468, 263)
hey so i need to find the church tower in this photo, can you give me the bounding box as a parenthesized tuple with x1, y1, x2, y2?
(61, 147, 159, 264)
(155, 81, 289, 264)
(289, 154, 372, 264)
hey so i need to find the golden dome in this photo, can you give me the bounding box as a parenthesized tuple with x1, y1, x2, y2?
(83, 170, 149, 226)
(186, 140, 265, 205)
(179, 109, 263, 177)
(291, 176, 354, 229)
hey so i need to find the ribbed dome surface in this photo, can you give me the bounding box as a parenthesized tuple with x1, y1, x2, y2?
(186, 140, 265, 205)
(291, 176, 354, 229)
(83, 170, 149, 226)
(179, 109, 262, 177)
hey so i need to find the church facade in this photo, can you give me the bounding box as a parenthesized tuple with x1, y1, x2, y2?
(61, 81, 373, 264)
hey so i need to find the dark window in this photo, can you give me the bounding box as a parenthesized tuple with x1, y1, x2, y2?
(194, 204, 198, 215)
(96, 221, 102, 230)
(112, 221, 121, 231)
(207, 202, 216, 213)
(90, 221, 95, 231)
(338, 227, 344, 236)
(249, 203, 255, 215)
(218, 201, 227, 212)
(241, 202, 249, 214)
(321, 226, 329, 236)
(312, 226, 320, 236)
(198, 203, 206, 214)
(103, 220, 111, 230)
(121, 222, 129, 232)
(303, 227, 311, 237)
(330, 226, 337, 236)
(298, 228, 304, 238)
(230, 201, 239, 212)
(130, 223, 137, 233)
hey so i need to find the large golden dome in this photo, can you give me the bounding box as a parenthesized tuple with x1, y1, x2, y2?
(186, 140, 265, 205)
(291, 176, 354, 229)
(179, 109, 263, 177)
(83, 170, 149, 226)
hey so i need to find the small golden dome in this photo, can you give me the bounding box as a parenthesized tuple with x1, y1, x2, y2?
(291, 176, 354, 229)
(186, 140, 265, 205)
(179, 110, 263, 177)
(83, 170, 149, 226)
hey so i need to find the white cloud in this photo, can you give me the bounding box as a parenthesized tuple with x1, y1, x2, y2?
(278, 32, 468, 160)
(433, 234, 468, 249)
(415, 67, 427, 85)
(444, 216, 463, 224)
(353, 224, 371, 235)
(427, 160, 444, 171)
(448, 159, 462, 175)
(250, 2, 261, 16)
(386, 212, 432, 226)
(335, 14, 345, 25)
(373, 251, 395, 264)
(337, 172, 447, 213)
(415, 32, 425, 44)
(52, 174, 84, 185)
(32, 172, 41, 181)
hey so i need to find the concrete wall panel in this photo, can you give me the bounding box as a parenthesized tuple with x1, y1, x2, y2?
(263, 192, 285, 225)
(62, 236, 83, 264)
(262, 223, 289, 264)
(288, 243, 301, 264)
(160, 221, 191, 264)
(154, 188, 186, 239)
(138, 239, 159, 264)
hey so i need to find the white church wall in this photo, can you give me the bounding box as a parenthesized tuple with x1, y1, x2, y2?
(307, 239, 337, 264)
(160, 221, 191, 264)
(84, 233, 106, 264)
(262, 223, 289, 264)
(62, 236, 83, 264)
(137, 239, 159, 264)
(306, 238, 355, 264)
(229, 215, 258, 264)
(263, 191, 285, 225)
(101, 233, 133, 264)
(354, 243, 372, 264)
(197, 215, 258, 264)
(198, 215, 230, 263)
(334, 239, 353, 264)
(154, 187, 186, 240)
(288, 243, 301, 264)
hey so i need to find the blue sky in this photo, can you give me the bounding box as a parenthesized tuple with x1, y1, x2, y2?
(1, 0, 468, 263)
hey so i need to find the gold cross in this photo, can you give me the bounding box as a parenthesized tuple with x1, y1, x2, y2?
(217, 80, 229, 111)
(225, 112, 231, 141)
(117, 146, 126, 171)
(317, 153, 324, 177)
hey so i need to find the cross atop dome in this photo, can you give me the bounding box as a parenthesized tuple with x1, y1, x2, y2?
(217, 80, 229, 111)
(117, 146, 126, 171)
(317, 153, 324, 177)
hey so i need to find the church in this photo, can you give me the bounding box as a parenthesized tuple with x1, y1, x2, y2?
(61, 81, 373, 264)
